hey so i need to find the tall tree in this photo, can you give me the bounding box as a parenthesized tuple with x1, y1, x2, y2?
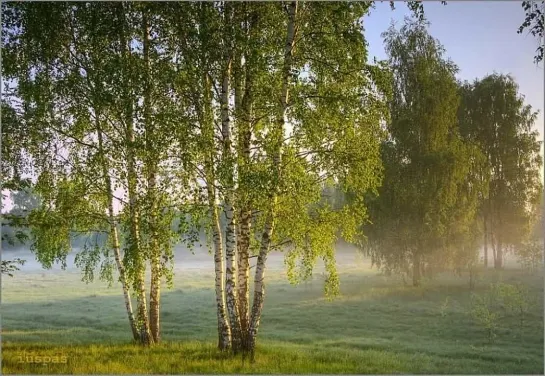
(0, 2, 145, 341)
(247, 0, 298, 356)
(364, 18, 478, 286)
(171, 1, 391, 355)
(458, 74, 543, 269)
(239, 1, 390, 354)
(0, 2, 189, 345)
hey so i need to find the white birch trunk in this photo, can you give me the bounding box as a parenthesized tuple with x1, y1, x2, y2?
(237, 208, 251, 340)
(204, 65, 232, 350)
(141, 9, 162, 344)
(248, 0, 298, 355)
(95, 109, 139, 342)
(209, 183, 232, 350)
(235, 42, 254, 346)
(119, 2, 152, 346)
(221, 1, 243, 351)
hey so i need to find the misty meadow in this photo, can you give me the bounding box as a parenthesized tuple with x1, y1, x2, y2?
(1, 1, 544, 374)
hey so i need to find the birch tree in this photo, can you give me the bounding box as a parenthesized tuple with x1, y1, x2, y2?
(458, 74, 543, 269)
(0, 2, 185, 345)
(226, 1, 391, 354)
(364, 18, 479, 286)
(0, 2, 144, 341)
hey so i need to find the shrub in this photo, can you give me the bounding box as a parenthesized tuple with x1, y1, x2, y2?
(515, 241, 544, 272)
(439, 296, 450, 317)
(470, 292, 499, 341)
(491, 282, 531, 328)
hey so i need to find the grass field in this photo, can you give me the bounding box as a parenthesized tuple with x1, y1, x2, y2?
(1, 249, 543, 374)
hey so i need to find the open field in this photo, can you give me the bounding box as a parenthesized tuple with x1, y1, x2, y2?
(1, 246, 543, 374)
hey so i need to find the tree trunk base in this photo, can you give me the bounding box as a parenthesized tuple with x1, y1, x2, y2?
(138, 328, 154, 346)
(412, 253, 421, 287)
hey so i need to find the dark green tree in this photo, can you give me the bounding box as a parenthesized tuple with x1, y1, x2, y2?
(364, 18, 481, 286)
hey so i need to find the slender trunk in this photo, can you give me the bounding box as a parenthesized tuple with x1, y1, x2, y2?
(203, 68, 231, 350)
(95, 109, 139, 341)
(223, 105, 241, 352)
(210, 185, 232, 351)
(469, 266, 475, 290)
(466, 245, 475, 290)
(210, 188, 232, 351)
(491, 232, 497, 267)
(412, 252, 421, 287)
(495, 236, 503, 269)
(128, 71, 152, 346)
(141, 9, 161, 344)
(237, 208, 251, 343)
(483, 215, 488, 268)
(234, 11, 255, 347)
(198, 2, 231, 351)
(248, 211, 274, 356)
(221, 2, 242, 352)
(247, 1, 298, 357)
(149, 238, 161, 344)
(119, 3, 152, 346)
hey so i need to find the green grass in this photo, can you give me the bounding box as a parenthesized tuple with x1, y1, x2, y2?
(1, 258, 543, 374)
